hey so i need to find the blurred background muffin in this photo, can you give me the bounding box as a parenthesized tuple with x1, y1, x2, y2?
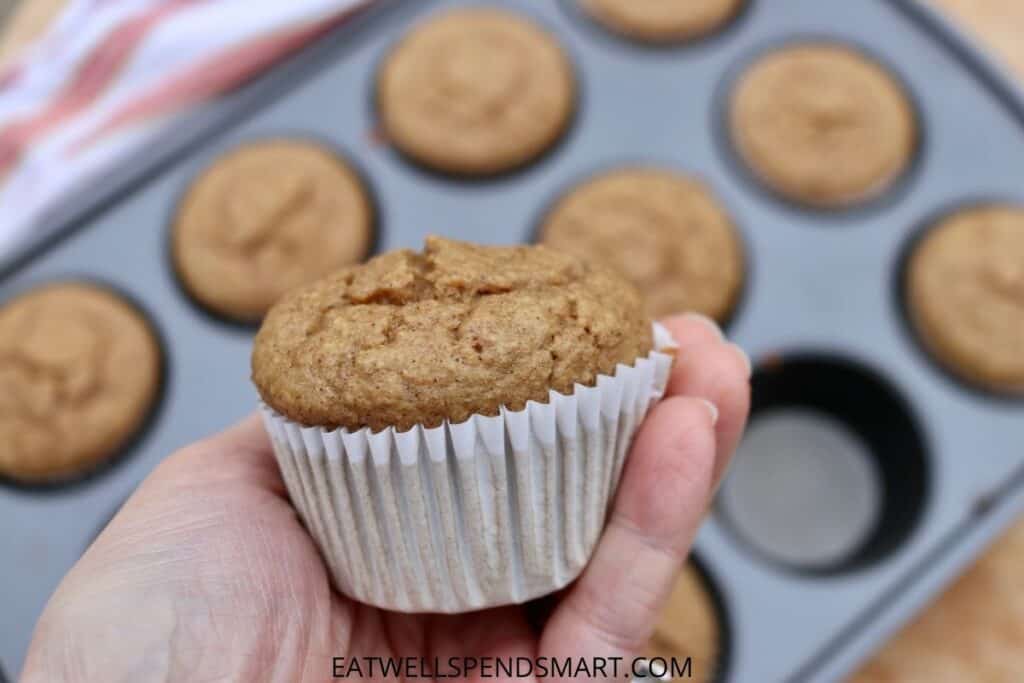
(905, 204, 1024, 394)
(172, 139, 374, 323)
(848, 521, 1024, 682)
(730, 42, 917, 208)
(647, 561, 724, 683)
(579, 0, 744, 44)
(540, 167, 744, 322)
(0, 282, 162, 484)
(377, 8, 576, 176)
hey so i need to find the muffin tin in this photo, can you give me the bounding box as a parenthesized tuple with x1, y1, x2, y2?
(2, 0, 1024, 680)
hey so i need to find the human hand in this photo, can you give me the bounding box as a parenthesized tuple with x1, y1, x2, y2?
(21, 314, 750, 683)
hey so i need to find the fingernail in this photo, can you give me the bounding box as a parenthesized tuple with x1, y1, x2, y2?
(729, 342, 752, 379)
(683, 312, 725, 341)
(701, 399, 719, 426)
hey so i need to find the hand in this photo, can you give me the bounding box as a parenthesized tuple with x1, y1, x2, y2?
(21, 314, 750, 683)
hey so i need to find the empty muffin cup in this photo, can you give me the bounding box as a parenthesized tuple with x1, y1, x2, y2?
(717, 354, 930, 574)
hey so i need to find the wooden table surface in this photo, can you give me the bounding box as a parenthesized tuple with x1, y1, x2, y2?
(2, 1, 1023, 680)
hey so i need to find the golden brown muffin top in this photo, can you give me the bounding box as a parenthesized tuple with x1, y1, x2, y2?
(540, 167, 745, 322)
(173, 139, 373, 323)
(581, 0, 744, 43)
(849, 521, 1024, 682)
(252, 237, 653, 431)
(377, 8, 576, 176)
(906, 204, 1024, 393)
(0, 282, 162, 483)
(730, 42, 917, 207)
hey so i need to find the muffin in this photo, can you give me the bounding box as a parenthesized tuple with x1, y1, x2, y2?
(172, 139, 374, 323)
(377, 8, 576, 176)
(580, 0, 744, 44)
(540, 167, 744, 322)
(730, 43, 917, 208)
(905, 204, 1024, 394)
(849, 520, 1024, 682)
(0, 282, 162, 483)
(253, 236, 676, 612)
(648, 562, 723, 683)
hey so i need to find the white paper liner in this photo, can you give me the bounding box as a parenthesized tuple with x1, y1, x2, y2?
(260, 323, 677, 613)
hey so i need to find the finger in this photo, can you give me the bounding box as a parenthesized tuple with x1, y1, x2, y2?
(541, 396, 717, 668)
(148, 412, 284, 496)
(667, 339, 751, 486)
(91, 414, 288, 559)
(205, 412, 274, 455)
(661, 312, 727, 351)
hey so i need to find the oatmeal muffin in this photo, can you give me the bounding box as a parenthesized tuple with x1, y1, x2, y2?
(253, 236, 653, 431)
(580, 0, 744, 43)
(172, 139, 374, 322)
(377, 8, 576, 176)
(253, 237, 676, 613)
(0, 282, 162, 483)
(906, 204, 1024, 393)
(730, 43, 917, 208)
(540, 167, 744, 321)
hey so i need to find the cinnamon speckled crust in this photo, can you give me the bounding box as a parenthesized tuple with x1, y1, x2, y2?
(581, 0, 743, 43)
(906, 205, 1024, 393)
(730, 43, 917, 207)
(647, 563, 721, 683)
(0, 283, 162, 483)
(252, 237, 653, 431)
(540, 167, 744, 321)
(173, 139, 373, 322)
(377, 8, 576, 176)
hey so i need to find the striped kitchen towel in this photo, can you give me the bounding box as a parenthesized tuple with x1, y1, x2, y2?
(0, 0, 374, 263)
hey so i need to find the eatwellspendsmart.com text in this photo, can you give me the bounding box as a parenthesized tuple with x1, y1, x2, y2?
(332, 655, 694, 679)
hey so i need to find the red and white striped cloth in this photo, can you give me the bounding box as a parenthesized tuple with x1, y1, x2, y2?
(0, 0, 373, 261)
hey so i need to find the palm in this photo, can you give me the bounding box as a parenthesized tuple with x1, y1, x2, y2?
(201, 459, 544, 682)
(34, 435, 541, 682)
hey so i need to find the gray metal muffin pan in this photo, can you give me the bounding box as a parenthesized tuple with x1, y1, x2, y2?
(2, 0, 1023, 680)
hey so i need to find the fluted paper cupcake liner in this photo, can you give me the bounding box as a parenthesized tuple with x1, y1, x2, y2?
(260, 323, 676, 613)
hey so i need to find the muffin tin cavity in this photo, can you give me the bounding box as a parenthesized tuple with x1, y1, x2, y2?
(720, 38, 922, 214)
(718, 355, 930, 575)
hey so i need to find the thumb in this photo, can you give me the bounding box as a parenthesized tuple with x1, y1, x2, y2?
(142, 412, 285, 497)
(89, 413, 287, 553)
(540, 396, 717, 671)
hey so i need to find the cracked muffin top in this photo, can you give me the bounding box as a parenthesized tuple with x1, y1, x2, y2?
(252, 236, 652, 431)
